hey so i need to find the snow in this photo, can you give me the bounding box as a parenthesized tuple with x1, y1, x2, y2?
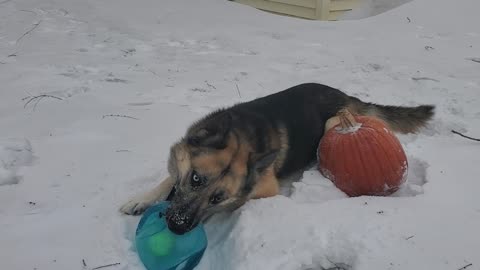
(0, 138, 34, 185)
(1, 0, 480, 270)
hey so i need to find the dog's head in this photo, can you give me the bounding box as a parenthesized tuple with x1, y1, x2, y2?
(165, 111, 278, 234)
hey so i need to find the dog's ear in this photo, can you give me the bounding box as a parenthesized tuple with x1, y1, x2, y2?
(187, 112, 232, 149)
(248, 150, 279, 174)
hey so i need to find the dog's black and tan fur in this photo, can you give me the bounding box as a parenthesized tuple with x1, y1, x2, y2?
(120, 83, 434, 234)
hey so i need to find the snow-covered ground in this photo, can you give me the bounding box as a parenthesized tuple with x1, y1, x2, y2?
(339, 0, 413, 20)
(1, 0, 479, 269)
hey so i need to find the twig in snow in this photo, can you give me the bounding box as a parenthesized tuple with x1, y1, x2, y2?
(91, 263, 120, 270)
(16, 20, 42, 44)
(205, 81, 216, 89)
(235, 83, 241, 98)
(102, 114, 139, 120)
(19, 9, 38, 15)
(458, 263, 473, 270)
(82, 259, 87, 267)
(466, 57, 480, 64)
(120, 48, 135, 56)
(406, 17, 411, 23)
(23, 95, 63, 111)
(405, 235, 415, 240)
(147, 69, 161, 78)
(412, 77, 439, 82)
(8, 52, 17, 57)
(452, 130, 480, 142)
(325, 258, 351, 270)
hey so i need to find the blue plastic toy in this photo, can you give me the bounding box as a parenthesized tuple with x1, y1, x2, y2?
(135, 201, 208, 270)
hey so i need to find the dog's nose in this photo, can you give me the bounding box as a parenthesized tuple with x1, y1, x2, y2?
(165, 210, 194, 235)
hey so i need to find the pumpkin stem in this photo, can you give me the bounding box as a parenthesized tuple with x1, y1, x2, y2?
(337, 109, 357, 129)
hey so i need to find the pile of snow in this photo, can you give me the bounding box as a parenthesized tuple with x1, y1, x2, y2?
(1, 0, 479, 270)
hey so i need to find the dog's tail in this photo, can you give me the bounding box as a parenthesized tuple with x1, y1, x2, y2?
(347, 96, 435, 134)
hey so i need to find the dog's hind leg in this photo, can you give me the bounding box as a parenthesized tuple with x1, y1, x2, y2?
(120, 176, 175, 215)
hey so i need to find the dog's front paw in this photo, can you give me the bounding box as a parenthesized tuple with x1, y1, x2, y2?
(119, 198, 152, 216)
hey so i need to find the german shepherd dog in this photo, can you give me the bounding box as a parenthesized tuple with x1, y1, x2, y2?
(120, 83, 434, 234)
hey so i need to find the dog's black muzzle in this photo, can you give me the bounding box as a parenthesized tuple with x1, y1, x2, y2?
(165, 208, 197, 235)
(165, 191, 200, 235)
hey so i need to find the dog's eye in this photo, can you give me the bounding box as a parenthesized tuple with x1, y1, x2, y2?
(210, 192, 225, 205)
(191, 171, 204, 187)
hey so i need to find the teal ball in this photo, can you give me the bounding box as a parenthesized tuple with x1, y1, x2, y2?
(135, 202, 208, 270)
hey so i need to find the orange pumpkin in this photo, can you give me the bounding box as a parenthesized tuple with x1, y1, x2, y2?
(317, 109, 408, 197)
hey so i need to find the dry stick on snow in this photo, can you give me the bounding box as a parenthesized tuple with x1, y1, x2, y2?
(82, 259, 87, 268)
(458, 263, 473, 270)
(235, 83, 242, 98)
(405, 235, 415, 240)
(23, 95, 63, 111)
(325, 258, 351, 270)
(466, 58, 480, 64)
(452, 130, 480, 142)
(16, 20, 42, 44)
(147, 69, 161, 78)
(19, 9, 38, 15)
(102, 114, 139, 120)
(205, 81, 216, 89)
(411, 77, 439, 82)
(91, 263, 121, 270)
